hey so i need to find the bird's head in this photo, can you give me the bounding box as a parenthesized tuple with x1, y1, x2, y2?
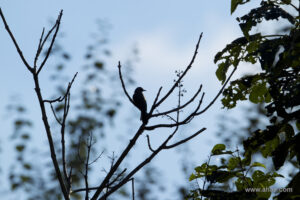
(134, 87, 146, 94)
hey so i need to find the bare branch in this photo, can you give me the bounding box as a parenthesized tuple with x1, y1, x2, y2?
(84, 133, 93, 200)
(148, 87, 163, 116)
(97, 80, 186, 200)
(34, 28, 45, 68)
(44, 96, 63, 103)
(91, 125, 145, 200)
(0, 8, 33, 73)
(37, 10, 63, 74)
(164, 128, 206, 149)
(154, 33, 203, 109)
(89, 150, 104, 166)
(44, 72, 78, 103)
(50, 103, 62, 125)
(151, 85, 202, 118)
(145, 92, 205, 130)
(196, 67, 236, 115)
(98, 127, 180, 200)
(131, 178, 135, 200)
(146, 135, 155, 153)
(118, 61, 136, 106)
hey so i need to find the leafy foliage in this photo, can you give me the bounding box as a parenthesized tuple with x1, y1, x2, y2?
(187, 144, 282, 200)
(188, 0, 300, 199)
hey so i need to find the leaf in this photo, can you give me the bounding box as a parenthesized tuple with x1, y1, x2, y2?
(211, 144, 226, 155)
(23, 163, 32, 170)
(20, 175, 32, 183)
(215, 62, 228, 83)
(11, 183, 20, 190)
(231, 0, 242, 14)
(195, 163, 207, 173)
(252, 170, 265, 183)
(227, 157, 240, 170)
(207, 170, 235, 183)
(21, 134, 30, 140)
(189, 173, 196, 181)
(235, 177, 252, 191)
(16, 145, 25, 152)
(246, 41, 259, 53)
(249, 82, 268, 103)
(94, 61, 104, 70)
(283, 124, 295, 139)
(296, 120, 300, 130)
(251, 162, 266, 169)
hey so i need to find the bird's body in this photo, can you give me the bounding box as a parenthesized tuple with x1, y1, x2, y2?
(133, 87, 148, 124)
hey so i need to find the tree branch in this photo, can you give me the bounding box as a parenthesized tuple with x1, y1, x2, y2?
(196, 67, 236, 115)
(37, 10, 63, 74)
(146, 135, 155, 152)
(164, 128, 206, 149)
(0, 8, 33, 73)
(154, 33, 203, 109)
(151, 85, 202, 118)
(118, 61, 136, 106)
(1, 8, 70, 199)
(90, 125, 146, 200)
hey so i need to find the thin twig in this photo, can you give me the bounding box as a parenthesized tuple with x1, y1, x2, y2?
(196, 67, 236, 115)
(50, 103, 62, 125)
(34, 28, 45, 68)
(0, 8, 33, 73)
(164, 128, 206, 149)
(151, 85, 202, 118)
(118, 61, 135, 106)
(154, 33, 203, 109)
(90, 125, 146, 200)
(37, 10, 63, 74)
(148, 87, 163, 117)
(89, 150, 104, 166)
(131, 178, 135, 200)
(146, 135, 155, 152)
(145, 92, 205, 130)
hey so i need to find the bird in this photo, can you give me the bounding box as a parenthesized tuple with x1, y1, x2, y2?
(133, 87, 148, 124)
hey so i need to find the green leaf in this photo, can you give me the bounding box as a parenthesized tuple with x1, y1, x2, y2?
(227, 157, 240, 170)
(251, 162, 266, 169)
(283, 124, 295, 139)
(249, 82, 268, 103)
(21, 134, 30, 140)
(296, 120, 300, 130)
(261, 136, 279, 158)
(211, 144, 226, 155)
(195, 163, 207, 173)
(94, 61, 104, 70)
(216, 62, 228, 83)
(231, 0, 242, 14)
(23, 163, 32, 170)
(16, 145, 25, 152)
(20, 175, 32, 183)
(11, 183, 20, 190)
(272, 172, 284, 178)
(282, 0, 291, 4)
(252, 170, 265, 183)
(235, 177, 252, 191)
(246, 41, 259, 53)
(256, 190, 271, 199)
(189, 173, 196, 181)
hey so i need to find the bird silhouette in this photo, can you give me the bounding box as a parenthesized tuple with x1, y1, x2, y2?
(133, 87, 148, 124)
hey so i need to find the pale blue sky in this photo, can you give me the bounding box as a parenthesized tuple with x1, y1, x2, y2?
(0, 1, 265, 199)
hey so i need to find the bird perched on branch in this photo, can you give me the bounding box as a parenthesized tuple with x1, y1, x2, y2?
(133, 87, 148, 124)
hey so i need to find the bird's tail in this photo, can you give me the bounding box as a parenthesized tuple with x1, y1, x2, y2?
(141, 111, 148, 124)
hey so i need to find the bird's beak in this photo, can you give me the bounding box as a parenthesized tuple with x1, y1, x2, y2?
(143, 89, 146, 91)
